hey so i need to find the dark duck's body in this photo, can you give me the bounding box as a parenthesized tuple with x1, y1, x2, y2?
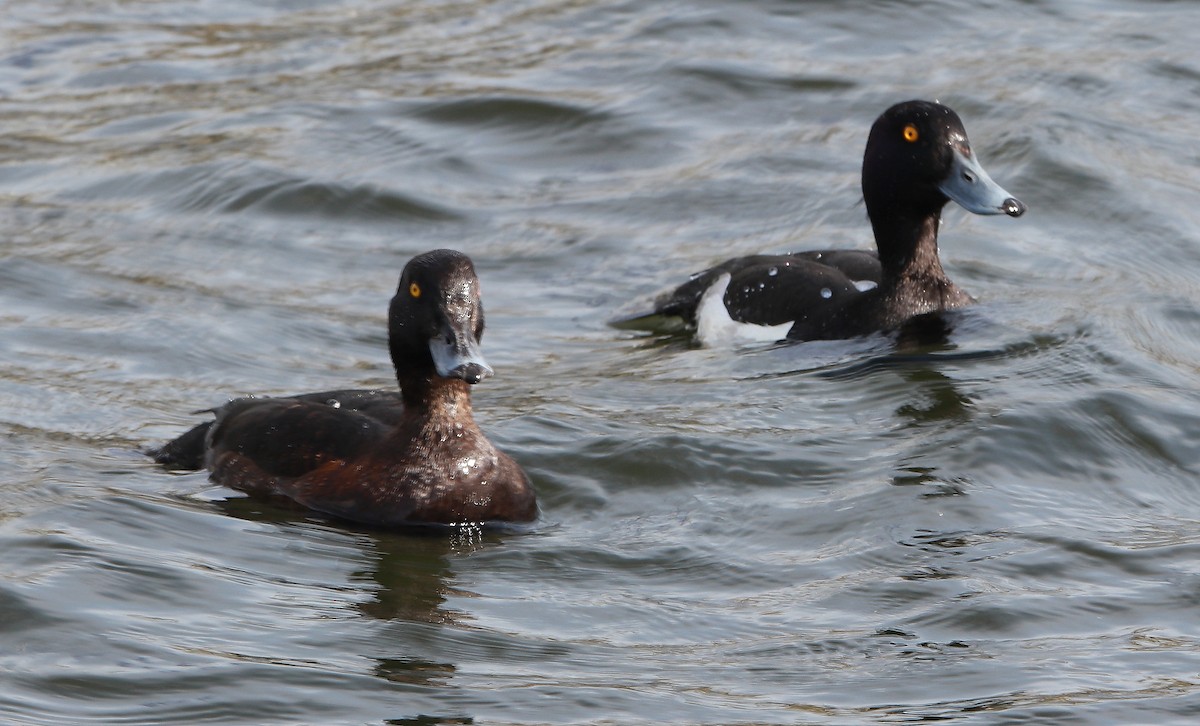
(642, 100, 1026, 344)
(151, 249, 537, 528)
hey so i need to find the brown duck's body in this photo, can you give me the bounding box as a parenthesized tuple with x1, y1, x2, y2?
(204, 379, 535, 526)
(152, 249, 537, 528)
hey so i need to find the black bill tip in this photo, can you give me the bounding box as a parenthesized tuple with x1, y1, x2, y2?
(1002, 197, 1027, 218)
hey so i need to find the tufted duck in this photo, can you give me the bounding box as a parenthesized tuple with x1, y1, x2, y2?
(634, 100, 1026, 344)
(151, 249, 537, 528)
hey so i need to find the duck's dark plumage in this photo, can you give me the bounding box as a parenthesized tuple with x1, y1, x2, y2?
(641, 100, 1026, 343)
(654, 250, 883, 325)
(151, 249, 537, 528)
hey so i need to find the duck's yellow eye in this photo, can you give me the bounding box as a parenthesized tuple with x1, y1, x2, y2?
(903, 124, 919, 143)
(409, 282, 421, 298)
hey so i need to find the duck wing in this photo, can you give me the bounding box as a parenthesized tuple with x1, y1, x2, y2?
(651, 250, 880, 326)
(205, 396, 389, 484)
(713, 259, 868, 327)
(151, 389, 403, 471)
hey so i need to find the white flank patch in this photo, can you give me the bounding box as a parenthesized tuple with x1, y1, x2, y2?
(695, 273, 793, 347)
(852, 279, 878, 292)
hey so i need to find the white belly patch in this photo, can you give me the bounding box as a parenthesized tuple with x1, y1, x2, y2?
(695, 273, 793, 347)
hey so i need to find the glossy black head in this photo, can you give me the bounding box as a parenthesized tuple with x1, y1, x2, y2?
(862, 100, 1025, 226)
(388, 249, 492, 385)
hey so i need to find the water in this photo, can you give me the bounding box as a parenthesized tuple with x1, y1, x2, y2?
(3, 0, 1200, 723)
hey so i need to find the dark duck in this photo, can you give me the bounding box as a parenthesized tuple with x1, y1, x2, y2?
(639, 100, 1026, 344)
(151, 249, 537, 528)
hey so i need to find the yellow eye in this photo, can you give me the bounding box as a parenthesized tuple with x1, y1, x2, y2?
(409, 282, 421, 298)
(903, 124, 919, 143)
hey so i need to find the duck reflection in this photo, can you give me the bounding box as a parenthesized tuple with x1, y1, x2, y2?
(888, 364, 975, 497)
(892, 310, 958, 350)
(357, 525, 494, 623)
(214, 495, 519, 725)
(894, 366, 974, 428)
(213, 495, 504, 624)
(372, 656, 457, 687)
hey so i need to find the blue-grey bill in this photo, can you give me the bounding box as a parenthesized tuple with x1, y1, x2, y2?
(940, 147, 1026, 217)
(430, 334, 493, 384)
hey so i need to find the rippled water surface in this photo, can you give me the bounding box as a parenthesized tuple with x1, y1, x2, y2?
(3, 1, 1200, 723)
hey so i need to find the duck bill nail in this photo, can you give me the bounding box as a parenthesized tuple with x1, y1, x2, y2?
(429, 334, 493, 384)
(940, 147, 1025, 217)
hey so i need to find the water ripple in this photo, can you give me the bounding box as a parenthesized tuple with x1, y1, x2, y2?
(5, 0, 1200, 723)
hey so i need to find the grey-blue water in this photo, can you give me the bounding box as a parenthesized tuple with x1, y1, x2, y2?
(3, 1, 1200, 723)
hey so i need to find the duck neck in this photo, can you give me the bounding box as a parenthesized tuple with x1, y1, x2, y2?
(397, 373, 477, 428)
(872, 211, 950, 284)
